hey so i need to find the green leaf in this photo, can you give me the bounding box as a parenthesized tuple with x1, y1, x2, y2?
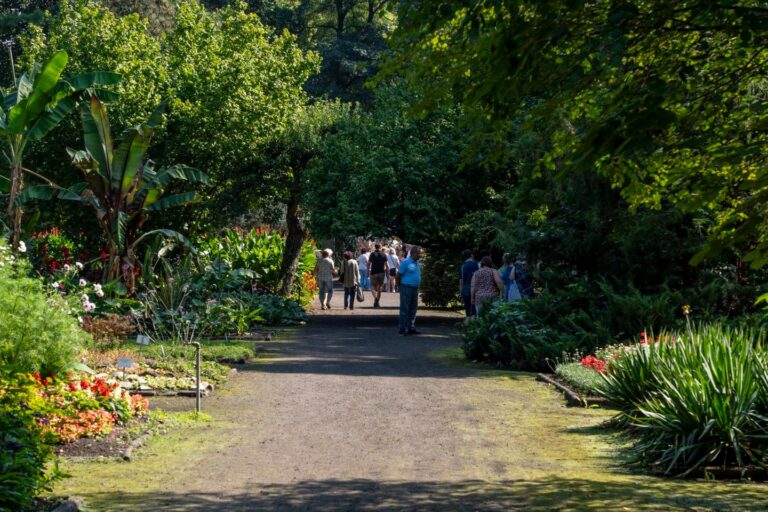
(112, 127, 150, 193)
(67, 71, 121, 90)
(27, 96, 77, 141)
(145, 191, 198, 211)
(24, 50, 69, 120)
(0, 175, 8, 194)
(132, 229, 197, 255)
(112, 211, 128, 248)
(80, 95, 113, 180)
(153, 164, 210, 187)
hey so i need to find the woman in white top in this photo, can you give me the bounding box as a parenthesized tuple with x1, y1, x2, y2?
(387, 247, 400, 292)
(358, 248, 370, 290)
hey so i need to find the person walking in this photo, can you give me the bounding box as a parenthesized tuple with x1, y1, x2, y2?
(341, 251, 360, 310)
(459, 249, 479, 317)
(499, 253, 522, 301)
(471, 256, 504, 315)
(358, 248, 371, 290)
(367, 243, 389, 308)
(387, 247, 400, 293)
(397, 245, 422, 335)
(315, 248, 336, 310)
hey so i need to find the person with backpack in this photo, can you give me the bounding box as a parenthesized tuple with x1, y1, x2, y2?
(367, 243, 389, 308)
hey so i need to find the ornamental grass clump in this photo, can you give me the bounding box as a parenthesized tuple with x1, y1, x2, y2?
(601, 324, 768, 476)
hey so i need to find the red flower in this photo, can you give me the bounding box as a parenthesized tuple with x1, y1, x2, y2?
(100, 249, 107, 262)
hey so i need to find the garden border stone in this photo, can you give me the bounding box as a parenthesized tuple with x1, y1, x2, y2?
(536, 373, 612, 407)
(50, 496, 84, 512)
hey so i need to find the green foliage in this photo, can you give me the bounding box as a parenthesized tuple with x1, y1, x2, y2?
(247, 293, 307, 326)
(554, 362, 605, 396)
(0, 247, 88, 375)
(0, 47, 120, 246)
(21, 0, 319, 231)
(601, 325, 768, 476)
(136, 340, 254, 364)
(387, 0, 768, 266)
(20, 95, 208, 284)
(419, 250, 460, 308)
(306, 85, 506, 246)
(0, 372, 61, 511)
(197, 228, 315, 296)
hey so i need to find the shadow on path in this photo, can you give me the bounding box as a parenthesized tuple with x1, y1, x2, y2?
(75, 477, 762, 511)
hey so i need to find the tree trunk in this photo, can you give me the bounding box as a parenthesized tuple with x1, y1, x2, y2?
(7, 162, 23, 249)
(335, 0, 347, 35)
(278, 168, 309, 297)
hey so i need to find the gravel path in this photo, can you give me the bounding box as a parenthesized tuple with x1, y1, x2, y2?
(56, 289, 768, 511)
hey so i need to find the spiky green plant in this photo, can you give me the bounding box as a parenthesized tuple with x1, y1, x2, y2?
(602, 324, 768, 476)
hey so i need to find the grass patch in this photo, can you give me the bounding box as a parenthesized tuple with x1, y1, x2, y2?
(555, 362, 605, 395)
(129, 340, 256, 363)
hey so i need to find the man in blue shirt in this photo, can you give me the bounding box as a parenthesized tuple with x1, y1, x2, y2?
(459, 249, 479, 317)
(396, 245, 422, 335)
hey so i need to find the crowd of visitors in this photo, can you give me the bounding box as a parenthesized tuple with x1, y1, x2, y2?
(315, 243, 532, 333)
(460, 250, 533, 317)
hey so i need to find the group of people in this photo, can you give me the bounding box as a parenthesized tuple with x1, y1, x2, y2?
(459, 251, 533, 317)
(316, 243, 533, 335)
(314, 243, 423, 336)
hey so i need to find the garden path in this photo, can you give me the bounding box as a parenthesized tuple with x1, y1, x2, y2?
(56, 289, 768, 510)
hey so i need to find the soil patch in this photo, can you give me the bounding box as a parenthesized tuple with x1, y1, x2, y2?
(54, 416, 152, 459)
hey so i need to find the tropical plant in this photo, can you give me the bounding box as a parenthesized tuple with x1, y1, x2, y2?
(0, 49, 119, 248)
(601, 325, 768, 476)
(20, 95, 208, 287)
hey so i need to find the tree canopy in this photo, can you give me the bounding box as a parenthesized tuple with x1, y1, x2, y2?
(386, 0, 768, 266)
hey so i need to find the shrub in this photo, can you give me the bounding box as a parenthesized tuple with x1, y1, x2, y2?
(82, 314, 136, 347)
(601, 324, 768, 476)
(420, 250, 461, 308)
(460, 300, 557, 371)
(555, 362, 606, 395)
(0, 373, 61, 511)
(0, 247, 89, 375)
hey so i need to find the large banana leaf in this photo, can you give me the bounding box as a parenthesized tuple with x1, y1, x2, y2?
(80, 95, 113, 179)
(113, 126, 150, 193)
(152, 164, 210, 187)
(14, 183, 87, 204)
(24, 50, 69, 120)
(67, 71, 121, 90)
(27, 96, 78, 141)
(145, 191, 198, 211)
(112, 211, 128, 248)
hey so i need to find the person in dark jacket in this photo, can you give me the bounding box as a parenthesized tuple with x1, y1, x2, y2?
(459, 249, 479, 317)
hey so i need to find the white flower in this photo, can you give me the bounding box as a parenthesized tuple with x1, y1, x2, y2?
(51, 282, 60, 288)
(85, 303, 96, 312)
(64, 264, 71, 272)
(93, 283, 103, 292)
(79, 279, 87, 287)
(78, 316, 84, 324)
(0, 245, 6, 251)
(95, 290, 105, 298)
(75, 262, 84, 270)
(17, 241, 26, 253)
(0, 262, 4, 267)
(81, 294, 90, 302)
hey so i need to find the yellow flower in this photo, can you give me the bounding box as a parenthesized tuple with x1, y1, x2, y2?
(682, 304, 691, 315)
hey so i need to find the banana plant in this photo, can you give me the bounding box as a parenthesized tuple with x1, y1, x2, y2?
(20, 95, 209, 289)
(1, 50, 120, 249)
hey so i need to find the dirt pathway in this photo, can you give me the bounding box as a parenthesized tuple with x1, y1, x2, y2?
(56, 290, 768, 510)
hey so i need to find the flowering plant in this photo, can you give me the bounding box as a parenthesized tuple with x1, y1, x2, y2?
(1, 372, 150, 444)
